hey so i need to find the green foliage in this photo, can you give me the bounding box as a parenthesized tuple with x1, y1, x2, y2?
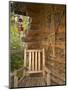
(11, 52, 24, 71)
(10, 15, 29, 72)
(22, 16, 29, 30)
(10, 16, 20, 49)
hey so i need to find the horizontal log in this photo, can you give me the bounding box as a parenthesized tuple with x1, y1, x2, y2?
(26, 42, 65, 49)
(48, 56, 65, 64)
(46, 61, 65, 72)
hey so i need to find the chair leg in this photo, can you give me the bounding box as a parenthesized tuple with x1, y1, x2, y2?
(42, 71, 46, 85)
(43, 71, 45, 81)
(47, 72, 51, 85)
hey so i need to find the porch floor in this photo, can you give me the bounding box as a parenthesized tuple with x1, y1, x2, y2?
(18, 75, 47, 87)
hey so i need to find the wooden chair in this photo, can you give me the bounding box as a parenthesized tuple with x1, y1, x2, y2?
(24, 48, 51, 85)
(24, 48, 45, 74)
(10, 48, 51, 88)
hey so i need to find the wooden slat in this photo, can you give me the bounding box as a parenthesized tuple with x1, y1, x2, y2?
(35, 51, 37, 71)
(24, 49, 26, 67)
(26, 50, 42, 52)
(42, 48, 45, 77)
(42, 48, 45, 69)
(32, 52, 34, 71)
(28, 70, 42, 74)
(38, 51, 40, 70)
(29, 52, 31, 71)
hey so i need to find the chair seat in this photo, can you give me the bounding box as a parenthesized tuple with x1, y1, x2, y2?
(27, 70, 43, 74)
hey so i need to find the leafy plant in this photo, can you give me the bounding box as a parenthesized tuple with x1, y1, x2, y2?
(10, 15, 29, 72)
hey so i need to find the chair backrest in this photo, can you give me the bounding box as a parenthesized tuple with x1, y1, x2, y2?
(24, 48, 45, 73)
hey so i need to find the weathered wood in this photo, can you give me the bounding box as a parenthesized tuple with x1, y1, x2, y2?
(44, 67, 51, 73)
(14, 71, 18, 87)
(25, 49, 46, 72)
(24, 49, 26, 67)
(29, 52, 31, 71)
(44, 67, 51, 85)
(46, 62, 65, 81)
(28, 70, 42, 74)
(51, 68, 65, 81)
(32, 52, 34, 71)
(10, 3, 65, 87)
(26, 49, 42, 52)
(51, 75, 65, 84)
(47, 72, 51, 85)
(35, 51, 37, 71)
(42, 48, 45, 70)
(49, 56, 65, 64)
(42, 48, 45, 78)
(38, 51, 41, 70)
(18, 75, 46, 87)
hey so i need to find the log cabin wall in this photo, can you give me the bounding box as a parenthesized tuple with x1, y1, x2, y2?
(13, 2, 66, 85)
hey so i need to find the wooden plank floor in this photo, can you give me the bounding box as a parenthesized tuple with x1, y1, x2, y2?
(18, 76, 47, 87)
